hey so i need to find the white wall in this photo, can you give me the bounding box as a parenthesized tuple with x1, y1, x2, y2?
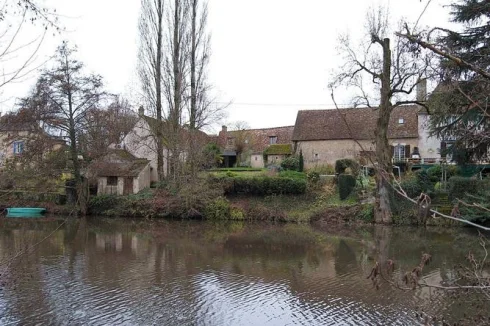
(122, 118, 166, 182)
(417, 113, 442, 159)
(135, 164, 151, 193)
(250, 154, 264, 168)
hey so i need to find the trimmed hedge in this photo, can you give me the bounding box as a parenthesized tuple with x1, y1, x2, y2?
(338, 174, 356, 200)
(210, 175, 307, 195)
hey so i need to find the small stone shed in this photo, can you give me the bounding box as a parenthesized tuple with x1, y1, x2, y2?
(91, 150, 151, 195)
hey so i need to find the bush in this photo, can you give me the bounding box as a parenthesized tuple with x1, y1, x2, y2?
(399, 177, 423, 198)
(281, 156, 300, 171)
(338, 174, 356, 200)
(356, 204, 374, 223)
(335, 159, 360, 176)
(426, 165, 442, 182)
(448, 176, 483, 202)
(415, 169, 433, 192)
(204, 197, 231, 220)
(88, 194, 121, 215)
(307, 171, 320, 184)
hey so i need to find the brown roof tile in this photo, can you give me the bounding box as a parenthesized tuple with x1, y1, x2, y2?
(292, 106, 420, 141)
(219, 126, 294, 152)
(90, 149, 150, 177)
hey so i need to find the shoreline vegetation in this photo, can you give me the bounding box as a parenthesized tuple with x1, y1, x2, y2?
(2, 164, 488, 227)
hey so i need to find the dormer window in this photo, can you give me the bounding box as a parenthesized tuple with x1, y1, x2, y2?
(398, 118, 405, 124)
(269, 136, 277, 144)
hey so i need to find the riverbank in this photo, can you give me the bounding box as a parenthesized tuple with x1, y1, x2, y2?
(0, 185, 461, 227)
(2, 168, 488, 226)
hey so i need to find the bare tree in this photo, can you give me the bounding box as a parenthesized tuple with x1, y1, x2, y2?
(0, 0, 60, 92)
(162, 0, 189, 181)
(228, 121, 256, 167)
(78, 96, 138, 160)
(332, 7, 434, 224)
(138, 0, 223, 181)
(138, 0, 166, 180)
(22, 42, 106, 196)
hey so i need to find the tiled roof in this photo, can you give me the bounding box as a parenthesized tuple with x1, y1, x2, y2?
(219, 126, 294, 153)
(96, 159, 150, 177)
(292, 106, 420, 141)
(90, 149, 150, 177)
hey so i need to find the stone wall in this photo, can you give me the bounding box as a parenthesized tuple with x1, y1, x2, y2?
(295, 138, 419, 169)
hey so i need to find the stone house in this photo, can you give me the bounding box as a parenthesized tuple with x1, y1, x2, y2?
(110, 107, 209, 182)
(91, 150, 151, 195)
(0, 116, 65, 168)
(216, 125, 294, 168)
(292, 105, 443, 169)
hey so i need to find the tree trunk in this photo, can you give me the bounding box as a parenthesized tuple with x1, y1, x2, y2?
(155, 0, 164, 181)
(188, 0, 198, 178)
(374, 37, 393, 224)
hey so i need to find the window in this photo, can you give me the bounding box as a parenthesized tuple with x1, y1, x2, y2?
(314, 153, 319, 159)
(13, 141, 24, 154)
(107, 176, 118, 186)
(398, 118, 405, 124)
(269, 136, 277, 144)
(393, 145, 405, 161)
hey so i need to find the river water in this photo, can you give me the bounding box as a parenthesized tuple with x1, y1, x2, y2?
(0, 218, 487, 325)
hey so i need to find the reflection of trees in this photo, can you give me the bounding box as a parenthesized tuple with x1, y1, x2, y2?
(0, 221, 65, 325)
(334, 240, 357, 276)
(0, 219, 487, 325)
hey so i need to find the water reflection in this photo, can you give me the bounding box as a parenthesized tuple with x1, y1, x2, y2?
(0, 218, 487, 325)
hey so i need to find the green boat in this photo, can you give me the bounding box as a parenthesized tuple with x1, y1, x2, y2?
(6, 207, 47, 218)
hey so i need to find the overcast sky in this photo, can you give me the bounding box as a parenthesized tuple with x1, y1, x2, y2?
(0, 0, 454, 132)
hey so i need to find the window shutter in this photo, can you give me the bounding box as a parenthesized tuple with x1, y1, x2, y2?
(405, 145, 410, 158)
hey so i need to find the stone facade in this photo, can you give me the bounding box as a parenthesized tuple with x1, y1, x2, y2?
(97, 163, 151, 195)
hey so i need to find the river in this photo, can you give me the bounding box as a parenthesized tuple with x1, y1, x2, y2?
(0, 218, 488, 325)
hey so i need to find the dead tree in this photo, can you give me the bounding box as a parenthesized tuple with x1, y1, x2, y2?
(332, 7, 435, 224)
(416, 192, 431, 226)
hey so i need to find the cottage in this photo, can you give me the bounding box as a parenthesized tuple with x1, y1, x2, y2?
(113, 106, 209, 182)
(292, 106, 442, 168)
(217, 125, 294, 168)
(91, 150, 151, 195)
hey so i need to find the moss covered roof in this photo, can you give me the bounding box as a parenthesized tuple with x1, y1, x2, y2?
(263, 144, 292, 155)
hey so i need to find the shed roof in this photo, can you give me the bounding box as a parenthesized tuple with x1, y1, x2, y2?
(292, 106, 420, 141)
(96, 159, 150, 177)
(91, 149, 150, 177)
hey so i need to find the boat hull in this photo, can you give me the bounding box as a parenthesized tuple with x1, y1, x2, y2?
(6, 208, 47, 218)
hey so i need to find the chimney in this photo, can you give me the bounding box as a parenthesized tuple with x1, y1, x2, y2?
(222, 125, 227, 133)
(416, 78, 427, 102)
(138, 105, 144, 116)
